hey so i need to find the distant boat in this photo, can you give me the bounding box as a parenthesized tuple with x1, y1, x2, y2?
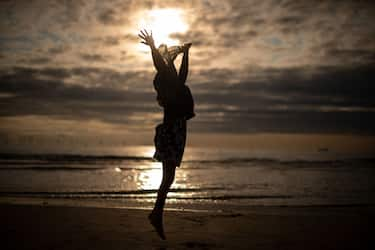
(317, 147, 329, 152)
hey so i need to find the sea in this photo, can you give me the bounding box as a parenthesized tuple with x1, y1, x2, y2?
(0, 146, 374, 211)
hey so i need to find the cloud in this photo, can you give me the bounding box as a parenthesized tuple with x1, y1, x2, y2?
(1, 63, 374, 135)
(2, 0, 374, 70)
(97, 8, 127, 26)
(1, 0, 375, 147)
(80, 53, 108, 62)
(0, 67, 156, 123)
(189, 64, 375, 134)
(325, 49, 375, 64)
(19, 57, 51, 65)
(48, 46, 69, 55)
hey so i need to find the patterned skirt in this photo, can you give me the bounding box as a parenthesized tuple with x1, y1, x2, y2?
(153, 118, 187, 166)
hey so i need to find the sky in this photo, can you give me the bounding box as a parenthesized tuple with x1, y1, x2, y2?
(0, 0, 374, 154)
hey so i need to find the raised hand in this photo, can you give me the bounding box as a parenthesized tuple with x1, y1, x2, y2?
(138, 29, 155, 48)
(182, 42, 192, 52)
(183, 42, 192, 50)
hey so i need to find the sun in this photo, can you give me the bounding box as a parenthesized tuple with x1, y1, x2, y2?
(137, 8, 188, 49)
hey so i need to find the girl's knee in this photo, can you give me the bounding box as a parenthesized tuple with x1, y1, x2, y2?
(165, 160, 176, 169)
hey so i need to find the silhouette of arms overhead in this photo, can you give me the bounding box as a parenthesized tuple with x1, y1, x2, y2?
(178, 43, 191, 85)
(138, 29, 168, 73)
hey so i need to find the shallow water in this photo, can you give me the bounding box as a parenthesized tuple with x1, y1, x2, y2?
(0, 146, 374, 209)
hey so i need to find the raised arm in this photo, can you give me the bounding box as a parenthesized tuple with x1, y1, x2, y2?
(138, 30, 167, 73)
(178, 43, 192, 85)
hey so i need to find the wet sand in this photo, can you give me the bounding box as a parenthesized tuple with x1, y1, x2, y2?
(1, 203, 373, 250)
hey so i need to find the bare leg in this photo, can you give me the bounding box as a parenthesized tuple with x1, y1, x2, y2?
(153, 160, 176, 214)
(149, 160, 176, 240)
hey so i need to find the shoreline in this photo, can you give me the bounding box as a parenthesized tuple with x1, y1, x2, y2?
(1, 196, 374, 213)
(2, 202, 373, 250)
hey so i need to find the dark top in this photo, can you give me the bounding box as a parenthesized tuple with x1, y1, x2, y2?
(152, 46, 195, 123)
(154, 72, 185, 123)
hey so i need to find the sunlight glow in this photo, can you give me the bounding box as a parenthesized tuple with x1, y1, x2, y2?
(137, 166, 162, 190)
(137, 8, 189, 50)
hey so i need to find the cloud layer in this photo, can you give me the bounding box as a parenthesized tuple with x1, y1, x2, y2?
(1, 0, 375, 149)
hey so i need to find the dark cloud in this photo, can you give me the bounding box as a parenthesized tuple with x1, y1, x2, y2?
(19, 57, 51, 64)
(1, 63, 374, 134)
(192, 109, 375, 134)
(195, 65, 375, 107)
(48, 46, 68, 55)
(276, 16, 305, 26)
(188, 64, 375, 134)
(1, 0, 375, 144)
(98, 9, 119, 25)
(94, 34, 139, 47)
(80, 53, 108, 62)
(97, 6, 130, 26)
(325, 49, 375, 63)
(101, 36, 120, 46)
(0, 67, 157, 126)
(0, 66, 152, 99)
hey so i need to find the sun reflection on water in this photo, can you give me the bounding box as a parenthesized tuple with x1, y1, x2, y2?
(122, 147, 192, 200)
(136, 163, 162, 190)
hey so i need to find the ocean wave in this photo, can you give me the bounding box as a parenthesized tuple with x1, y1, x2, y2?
(0, 153, 151, 164)
(0, 166, 107, 171)
(0, 166, 162, 171)
(0, 187, 222, 197)
(184, 157, 375, 165)
(0, 153, 374, 168)
(0, 190, 295, 200)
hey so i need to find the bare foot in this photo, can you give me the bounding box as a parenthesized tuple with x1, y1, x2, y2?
(148, 212, 166, 240)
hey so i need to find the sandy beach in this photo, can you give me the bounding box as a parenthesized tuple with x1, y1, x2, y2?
(1, 203, 373, 250)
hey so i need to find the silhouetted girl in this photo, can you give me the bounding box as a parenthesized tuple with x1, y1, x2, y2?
(138, 29, 194, 240)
